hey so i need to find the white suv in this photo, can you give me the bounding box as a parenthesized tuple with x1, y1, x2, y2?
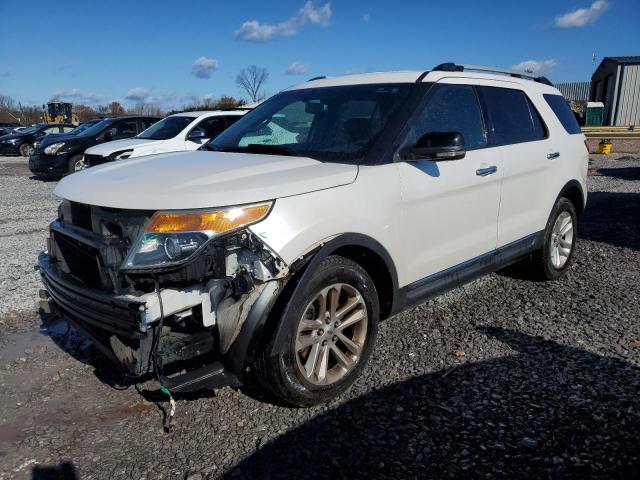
(82, 110, 247, 167)
(38, 63, 588, 406)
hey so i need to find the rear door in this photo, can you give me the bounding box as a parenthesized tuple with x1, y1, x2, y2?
(477, 86, 552, 247)
(395, 80, 502, 283)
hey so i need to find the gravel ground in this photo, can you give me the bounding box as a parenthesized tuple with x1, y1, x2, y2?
(0, 154, 639, 479)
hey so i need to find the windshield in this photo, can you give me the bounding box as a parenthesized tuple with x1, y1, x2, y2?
(209, 83, 413, 162)
(136, 116, 195, 140)
(72, 120, 100, 134)
(77, 119, 111, 137)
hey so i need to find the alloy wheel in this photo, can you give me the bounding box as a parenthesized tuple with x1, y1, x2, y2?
(74, 158, 86, 172)
(550, 211, 574, 269)
(295, 283, 368, 386)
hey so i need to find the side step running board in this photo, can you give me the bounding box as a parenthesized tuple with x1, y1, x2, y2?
(158, 361, 242, 393)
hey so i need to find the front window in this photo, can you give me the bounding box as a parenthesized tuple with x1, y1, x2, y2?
(209, 84, 413, 162)
(137, 116, 195, 140)
(77, 119, 111, 137)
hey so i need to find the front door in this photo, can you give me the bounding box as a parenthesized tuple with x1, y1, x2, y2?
(396, 81, 502, 284)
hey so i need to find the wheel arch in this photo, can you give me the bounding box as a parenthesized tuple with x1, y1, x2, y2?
(558, 179, 586, 216)
(227, 233, 399, 373)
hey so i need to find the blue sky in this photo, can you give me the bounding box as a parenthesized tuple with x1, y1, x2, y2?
(0, 0, 638, 110)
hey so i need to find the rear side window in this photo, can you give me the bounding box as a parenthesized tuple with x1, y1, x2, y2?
(543, 94, 581, 134)
(481, 86, 547, 146)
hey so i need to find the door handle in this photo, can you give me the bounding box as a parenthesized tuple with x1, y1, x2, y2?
(547, 151, 560, 160)
(476, 166, 497, 176)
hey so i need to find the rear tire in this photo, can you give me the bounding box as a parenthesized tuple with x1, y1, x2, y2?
(254, 255, 379, 407)
(526, 197, 577, 281)
(19, 143, 34, 157)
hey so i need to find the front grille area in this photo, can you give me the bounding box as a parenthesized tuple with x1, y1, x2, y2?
(52, 201, 153, 293)
(52, 230, 105, 289)
(70, 201, 92, 230)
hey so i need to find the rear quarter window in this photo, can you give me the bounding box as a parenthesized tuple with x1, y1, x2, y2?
(543, 94, 581, 134)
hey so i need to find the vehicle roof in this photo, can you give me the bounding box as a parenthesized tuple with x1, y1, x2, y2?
(288, 69, 559, 94)
(169, 110, 247, 118)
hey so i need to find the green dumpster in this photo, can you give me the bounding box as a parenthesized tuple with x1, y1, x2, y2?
(586, 102, 604, 126)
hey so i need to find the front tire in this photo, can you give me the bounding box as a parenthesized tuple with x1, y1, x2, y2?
(19, 143, 34, 156)
(528, 197, 578, 280)
(254, 255, 379, 407)
(68, 155, 85, 174)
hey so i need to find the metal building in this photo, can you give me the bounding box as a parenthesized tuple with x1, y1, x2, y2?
(590, 56, 640, 126)
(555, 82, 590, 101)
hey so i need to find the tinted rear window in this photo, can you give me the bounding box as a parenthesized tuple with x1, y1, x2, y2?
(543, 94, 581, 134)
(481, 86, 547, 146)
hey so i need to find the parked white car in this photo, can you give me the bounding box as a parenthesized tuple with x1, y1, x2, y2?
(40, 63, 588, 407)
(82, 110, 247, 167)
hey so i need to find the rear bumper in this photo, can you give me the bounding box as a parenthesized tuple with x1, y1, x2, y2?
(29, 153, 68, 176)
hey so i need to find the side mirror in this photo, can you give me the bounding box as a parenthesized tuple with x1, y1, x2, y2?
(188, 129, 206, 140)
(404, 131, 466, 161)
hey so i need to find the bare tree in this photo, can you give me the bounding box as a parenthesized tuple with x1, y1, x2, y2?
(73, 104, 98, 122)
(0, 95, 21, 123)
(109, 101, 125, 116)
(236, 66, 269, 102)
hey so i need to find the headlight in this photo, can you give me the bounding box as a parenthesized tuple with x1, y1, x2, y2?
(112, 149, 133, 160)
(44, 142, 66, 155)
(122, 202, 272, 269)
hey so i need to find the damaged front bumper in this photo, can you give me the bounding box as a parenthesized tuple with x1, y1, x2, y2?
(38, 216, 289, 393)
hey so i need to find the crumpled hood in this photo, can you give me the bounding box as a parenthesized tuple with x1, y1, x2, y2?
(54, 150, 358, 210)
(85, 138, 157, 156)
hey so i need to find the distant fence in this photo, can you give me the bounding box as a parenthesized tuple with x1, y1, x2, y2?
(554, 82, 590, 101)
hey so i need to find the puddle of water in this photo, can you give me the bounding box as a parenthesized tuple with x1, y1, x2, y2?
(0, 318, 91, 364)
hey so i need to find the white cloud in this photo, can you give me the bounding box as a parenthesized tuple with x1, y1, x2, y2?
(191, 57, 219, 79)
(235, 1, 331, 42)
(363, 13, 370, 22)
(53, 88, 103, 104)
(125, 87, 150, 102)
(285, 62, 309, 75)
(511, 59, 558, 75)
(554, 0, 608, 28)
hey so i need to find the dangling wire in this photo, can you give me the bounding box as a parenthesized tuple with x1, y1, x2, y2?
(154, 280, 176, 432)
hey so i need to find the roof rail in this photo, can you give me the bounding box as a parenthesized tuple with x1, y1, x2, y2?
(307, 76, 327, 81)
(432, 63, 553, 86)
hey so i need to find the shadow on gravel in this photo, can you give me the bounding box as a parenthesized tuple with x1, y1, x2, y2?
(38, 312, 131, 389)
(580, 192, 640, 251)
(596, 167, 640, 182)
(231, 328, 640, 480)
(31, 461, 79, 479)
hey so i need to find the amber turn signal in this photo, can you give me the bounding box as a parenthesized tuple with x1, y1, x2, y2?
(145, 203, 271, 234)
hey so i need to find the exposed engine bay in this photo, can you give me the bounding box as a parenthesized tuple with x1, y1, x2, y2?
(39, 200, 290, 392)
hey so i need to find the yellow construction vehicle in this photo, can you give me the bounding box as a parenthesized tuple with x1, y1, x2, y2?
(41, 101, 77, 124)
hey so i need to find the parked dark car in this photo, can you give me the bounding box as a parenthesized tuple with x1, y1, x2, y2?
(0, 123, 75, 156)
(0, 122, 22, 136)
(29, 116, 159, 177)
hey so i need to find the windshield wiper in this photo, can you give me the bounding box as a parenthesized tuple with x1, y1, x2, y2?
(206, 144, 295, 156)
